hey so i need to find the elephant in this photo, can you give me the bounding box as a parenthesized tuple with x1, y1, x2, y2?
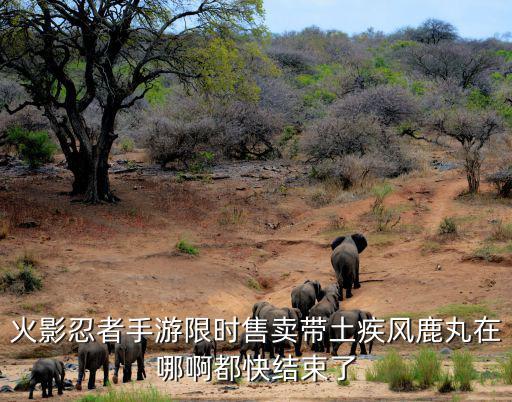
(291, 280, 324, 318)
(328, 309, 374, 356)
(291, 280, 324, 354)
(251, 301, 274, 319)
(263, 307, 302, 358)
(307, 283, 341, 353)
(76, 341, 111, 391)
(330, 233, 368, 299)
(112, 333, 147, 384)
(28, 358, 65, 399)
(239, 331, 263, 361)
(193, 336, 217, 359)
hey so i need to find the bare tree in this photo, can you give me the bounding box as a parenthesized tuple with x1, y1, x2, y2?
(405, 109, 503, 194)
(412, 19, 458, 44)
(407, 42, 499, 89)
(0, 0, 263, 202)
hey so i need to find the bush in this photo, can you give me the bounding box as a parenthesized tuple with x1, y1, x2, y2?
(6, 127, 57, 168)
(438, 217, 457, 235)
(452, 350, 476, 391)
(366, 350, 414, 391)
(146, 116, 214, 167)
(487, 168, 512, 197)
(437, 370, 455, 393)
(77, 386, 172, 402)
(412, 348, 441, 389)
(119, 137, 135, 153)
(1, 258, 42, 295)
(499, 352, 512, 384)
(175, 239, 199, 256)
(490, 220, 512, 241)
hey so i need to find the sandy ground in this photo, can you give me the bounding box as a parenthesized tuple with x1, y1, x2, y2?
(1, 150, 512, 400)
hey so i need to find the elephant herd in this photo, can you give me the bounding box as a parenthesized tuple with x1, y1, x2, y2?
(232, 233, 373, 360)
(26, 233, 370, 399)
(27, 332, 146, 399)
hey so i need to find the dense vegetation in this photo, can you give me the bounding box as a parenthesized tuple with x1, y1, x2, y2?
(2, 13, 512, 198)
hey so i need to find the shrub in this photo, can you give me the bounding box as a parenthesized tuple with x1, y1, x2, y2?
(175, 239, 199, 256)
(452, 350, 476, 391)
(77, 386, 172, 402)
(146, 116, 214, 168)
(490, 220, 512, 241)
(412, 348, 441, 389)
(6, 127, 57, 168)
(486, 168, 512, 197)
(437, 371, 455, 393)
(1, 258, 42, 295)
(499, 352, 512, 384)
(366, 350, 414, 391)
(438, 217, 457, 235)
(371, 183, 400, 231)
(247, 277, 261, 291)
(119, 137, 135, 153)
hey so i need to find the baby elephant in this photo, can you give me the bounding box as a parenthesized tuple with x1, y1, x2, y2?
(112, 333, 147, 384)
(76, 341, 110, 390)
(239, 331, 263, 361)
(28, 358, 65, 399)
(193, 336, 217, 359)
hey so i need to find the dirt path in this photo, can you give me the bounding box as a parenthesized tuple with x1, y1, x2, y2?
(1, 157, 512, 400)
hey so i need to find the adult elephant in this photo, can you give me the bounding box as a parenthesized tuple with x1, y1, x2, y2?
(291, 280, 324, 355)
(264, 307, 302, 358)
(76, 341, 111, 390)
(331, 234, 367, 299)
(328, 309, 374, 356)
(112, 333, 147, 384)
(307, 284, 341, 353)
(291, 280, 324, 318)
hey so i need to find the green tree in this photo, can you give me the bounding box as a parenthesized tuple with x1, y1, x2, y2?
(0, 0, 264, 202)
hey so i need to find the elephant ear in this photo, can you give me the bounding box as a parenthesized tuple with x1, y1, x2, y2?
(351, 233, 368, 253)
(331, 236, 346, 250)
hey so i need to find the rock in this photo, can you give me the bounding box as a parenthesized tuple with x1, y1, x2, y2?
(64, 363, 78, 371)
(0, 385, 14, 393)
(220, 385, 238, 391)
(62, 379, 74, 390)
(436, 264, 442, 271)
(440, 347, 452, 355)
(18, 221, 39, 229)
(146, 357, 159, 363)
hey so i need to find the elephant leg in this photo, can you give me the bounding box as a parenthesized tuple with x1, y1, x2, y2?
(324, 335, 330, 354)
(123, 363, 132, 383)
(112, 354, 120, 384)
(41, 381, 48, 398)
(295, 330, 303, 357)
(278, 344, 285, 358)
(136, 355, 145, 381)
(103, 360, 109, 386)
(349, 341, 358, 356)
(266, 337, 275, 359)
(54, 372, 63, 395)
(354, 262, 361, 289)
(331, 342, 340, 356)
(345, 279, 353, 299)
(359, 341, 368, 355)
(76, 357, 85, 390)
(28, 378, 36, 399)
(47, 378, 53, 397)
(88, 369, 97, 390)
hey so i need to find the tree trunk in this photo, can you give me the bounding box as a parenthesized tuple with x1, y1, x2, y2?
(465, 154, 481, 194)
(83, 142, 117, 204)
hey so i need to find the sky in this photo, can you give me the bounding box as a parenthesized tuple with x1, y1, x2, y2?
(264, 0, 512, 40)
